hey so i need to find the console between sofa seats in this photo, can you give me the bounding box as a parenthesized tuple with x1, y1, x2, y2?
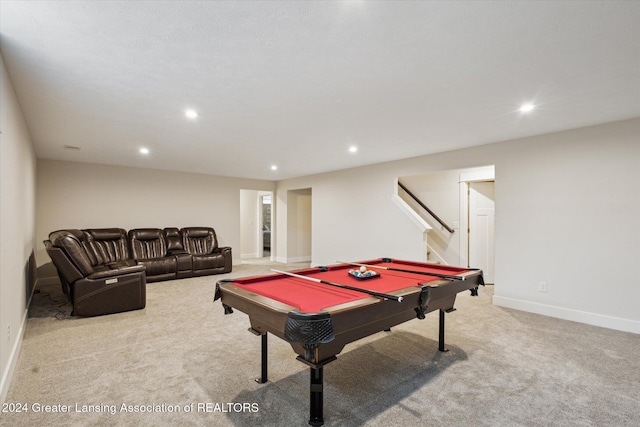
(164, 227, 193, 279)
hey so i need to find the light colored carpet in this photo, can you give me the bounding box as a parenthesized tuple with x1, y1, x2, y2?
(1, 260, 639, 426)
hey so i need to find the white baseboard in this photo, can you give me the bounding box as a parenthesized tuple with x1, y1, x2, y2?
(240, 252, 260, 260)
(493, 295, 640, 334)
(0, 277, 40, 405)
(275, 256, 311, 264)
(0, 309, 27, 405)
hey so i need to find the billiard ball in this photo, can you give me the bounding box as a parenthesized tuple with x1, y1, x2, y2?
(360, 266, 367, 273)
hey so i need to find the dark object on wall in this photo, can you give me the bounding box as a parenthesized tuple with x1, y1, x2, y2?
(262, 225, 271, 250)
(44, 227, 232, 317)
(25, 250, 38, 306)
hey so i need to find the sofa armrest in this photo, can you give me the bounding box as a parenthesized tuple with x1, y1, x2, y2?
(44, 242, 85, 285)
(88, 264, 145, 280)
(74, 271, 146, 317)
(218, 246, 232, 273)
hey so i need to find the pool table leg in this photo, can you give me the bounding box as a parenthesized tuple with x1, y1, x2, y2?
(309, 366, 324, 427)
(296, 355, 336, 427)
(438, 308, 456, 352)
(253, 331, 268, 384)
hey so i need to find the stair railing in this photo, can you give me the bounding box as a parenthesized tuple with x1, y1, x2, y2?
(398, 181, 455, 234)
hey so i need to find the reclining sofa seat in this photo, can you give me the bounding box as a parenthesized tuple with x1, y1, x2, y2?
(181, 227, 232, 276)
(83, 228, 136, 268)
(128, 228, 178, 282)
(44, 229, 146, 317)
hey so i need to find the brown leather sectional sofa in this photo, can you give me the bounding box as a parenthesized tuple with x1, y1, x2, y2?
(44, 226, 232, 317)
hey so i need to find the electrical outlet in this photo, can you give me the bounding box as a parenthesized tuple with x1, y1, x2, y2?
(538, 282, 547, 293)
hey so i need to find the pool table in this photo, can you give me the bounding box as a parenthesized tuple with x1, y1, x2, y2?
(214, 258, 484, 426)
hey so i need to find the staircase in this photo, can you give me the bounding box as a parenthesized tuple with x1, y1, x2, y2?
(391, 178, 452, 265)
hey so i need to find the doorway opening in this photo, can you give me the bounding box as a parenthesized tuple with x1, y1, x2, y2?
(240, 189, 273, 264)
(261, 193, 272, 258)
(459, 167, 495, 284)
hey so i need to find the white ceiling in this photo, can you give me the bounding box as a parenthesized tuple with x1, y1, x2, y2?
(1, 1, 639, 181)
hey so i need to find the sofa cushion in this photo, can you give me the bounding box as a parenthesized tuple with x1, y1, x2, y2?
(106, 259, 138, 268)
(136, 257, 177, 279)
(129, 228, 168, 259)
(181, 227, 218, 255)
(84, 228, 130, 265)
(192, 253, 226, 271)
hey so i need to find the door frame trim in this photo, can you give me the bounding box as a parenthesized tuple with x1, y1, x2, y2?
(459, 166, 495, 268)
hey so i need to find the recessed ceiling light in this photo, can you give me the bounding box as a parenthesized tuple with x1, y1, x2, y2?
(519, 103, 535, 113)
(139, 147, 150, 155)
(271, 165, 278, 171)
(349, 146, 358, 153)
(185, 109, 198, 119)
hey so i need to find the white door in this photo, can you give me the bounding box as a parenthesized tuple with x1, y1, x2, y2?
(469, 181, 495, 283)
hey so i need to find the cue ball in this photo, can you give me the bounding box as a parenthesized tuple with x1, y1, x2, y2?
(360, 266, 367, 273)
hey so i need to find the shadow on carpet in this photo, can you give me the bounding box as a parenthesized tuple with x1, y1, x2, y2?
(188, 330, 466, 426)
(28, 283, 73, 320)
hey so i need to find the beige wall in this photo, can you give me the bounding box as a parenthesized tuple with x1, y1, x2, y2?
(36, 160, 275, 268)
(240, 189, 259, 259)
(277, 118, 640, 334)
(287, 189, 312, 263)
(0, 53, 37, 403)
(273, 187, 313, 263)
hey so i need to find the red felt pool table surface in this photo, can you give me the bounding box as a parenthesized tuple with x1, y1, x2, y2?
(231, 259, 473, 312)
